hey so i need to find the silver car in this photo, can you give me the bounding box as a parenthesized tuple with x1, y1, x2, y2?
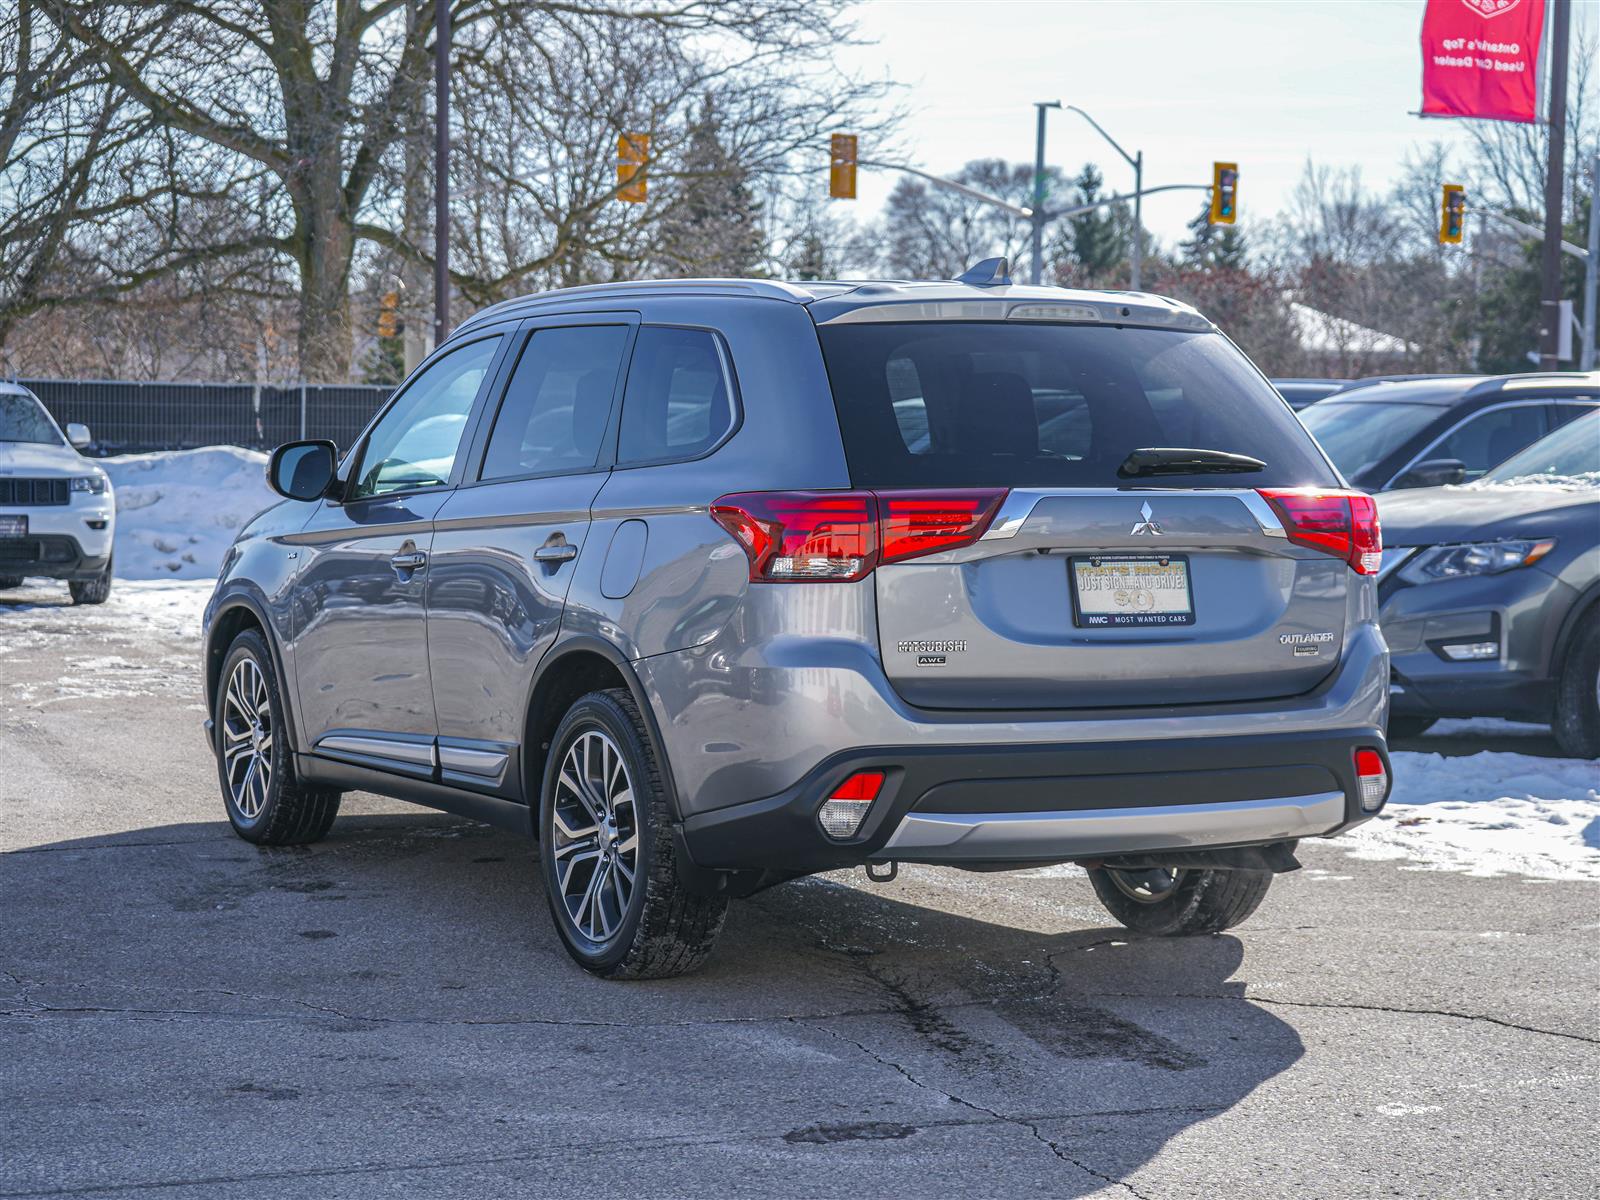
(202, 269, 1392, 978)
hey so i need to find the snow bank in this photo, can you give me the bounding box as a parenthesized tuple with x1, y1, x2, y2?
(1347, 751, 1600, 881)
(102, 447, 275, 580)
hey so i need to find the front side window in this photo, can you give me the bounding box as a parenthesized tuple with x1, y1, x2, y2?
(481, 325, 629, 480)
(617, 327, 736, 465)
(0, 393, 62, 445)
(352, 336, 500, 499)
(818, 322, 1336, 489)
(1425, 405, 1548, 481)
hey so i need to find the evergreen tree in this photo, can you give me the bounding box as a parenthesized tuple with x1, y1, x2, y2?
(1067, 165, 1125, 282)
(1179, 202, 1247, 270)
(657, 97, 765, 277)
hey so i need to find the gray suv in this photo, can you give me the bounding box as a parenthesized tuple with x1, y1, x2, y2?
(202, 271, 1392, 978)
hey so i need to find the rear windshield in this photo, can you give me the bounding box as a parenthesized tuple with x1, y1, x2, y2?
(1298, 399, 1441, 478)
(816, 322, 1337, 489)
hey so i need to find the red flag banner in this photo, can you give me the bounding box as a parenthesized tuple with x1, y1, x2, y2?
(1420, 0, 1546, 123)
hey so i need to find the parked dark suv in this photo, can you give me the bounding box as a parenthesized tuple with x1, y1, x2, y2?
(203, 269, 1392, 978)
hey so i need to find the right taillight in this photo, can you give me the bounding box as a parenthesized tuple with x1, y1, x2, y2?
(711, 489, 1007, 583)
(1257, 488, 1383, 575)
(1354, 747, 1389, 812)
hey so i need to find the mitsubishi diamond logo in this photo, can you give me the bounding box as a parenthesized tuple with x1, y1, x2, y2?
(1130, 501, 1162, 536)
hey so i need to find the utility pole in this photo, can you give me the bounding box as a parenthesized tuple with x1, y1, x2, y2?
(1584, 153, 1598, 371)
(1030, 101, 1060, 286)
(433, 0, 451, 346)
(1539, 0, 1570, 370)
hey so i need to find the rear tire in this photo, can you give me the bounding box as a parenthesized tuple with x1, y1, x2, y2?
(1385, 715, 1436, 740)
(1552, 611, 1600, 759)
(0, 576, 22, 589)
(215, 629, 340, 845)
(69, 558, 113, 605)
(538, 688, 727, 979)
(1088, 866, 1273, 936)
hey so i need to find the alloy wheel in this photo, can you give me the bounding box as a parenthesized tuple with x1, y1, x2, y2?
(551, 729, 639, 943)
(221, 657, 273, 819)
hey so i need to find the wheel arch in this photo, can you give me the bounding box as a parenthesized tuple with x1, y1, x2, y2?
(1551, 579, 1600, 677)
(521, 635, 682, 819)
(206, 595, 301, 755)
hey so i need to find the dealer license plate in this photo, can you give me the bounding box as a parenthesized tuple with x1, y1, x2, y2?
(1071, 555, 1194, 627)
(0, 515, 27, 538)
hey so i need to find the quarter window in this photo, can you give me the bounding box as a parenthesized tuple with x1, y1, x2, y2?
(352, 336, 500, 499)
(481, 326, 629, 480)
(617, 327, 736, 465)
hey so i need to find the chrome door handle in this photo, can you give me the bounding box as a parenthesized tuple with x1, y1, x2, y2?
(533, 543, 578, 563)
(389, 551, 427, 570)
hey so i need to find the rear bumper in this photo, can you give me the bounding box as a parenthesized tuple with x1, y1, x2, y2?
(679, 729, 1389, 875)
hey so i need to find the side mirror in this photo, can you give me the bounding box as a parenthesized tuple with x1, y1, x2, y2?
(66, 423, 92, 449)
(1395, 458, 1466, 489)
(267, 440, 338, 501)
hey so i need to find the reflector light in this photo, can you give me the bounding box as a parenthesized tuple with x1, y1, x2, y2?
(817, 771, 885, 839)
(1258, 488, 1383, 575)
(712, 490, 1008, 583)
(1354, 747, 1388, 812)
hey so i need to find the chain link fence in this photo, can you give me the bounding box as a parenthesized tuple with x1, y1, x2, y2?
(19, 379, 393, 456)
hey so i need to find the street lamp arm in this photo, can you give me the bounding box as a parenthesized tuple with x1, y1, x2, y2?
(858, 160, 1035, 220)
(1042, 182, 1211, 222)
(1064, 105, 1138, 171)
(1474, 207, 1589, 260)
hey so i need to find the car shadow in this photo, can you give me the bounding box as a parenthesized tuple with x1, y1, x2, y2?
(3, 812, 1304, 1194)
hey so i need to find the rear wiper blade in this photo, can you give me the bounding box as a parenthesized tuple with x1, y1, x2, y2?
(1118, 447, 1266, 478)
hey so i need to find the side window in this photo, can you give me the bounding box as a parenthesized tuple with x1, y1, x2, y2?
(481, 325, 629, 480)
(1427, 405, 1548, 481)
(617, 327, 736, 465)
(352, 336, 500, 499)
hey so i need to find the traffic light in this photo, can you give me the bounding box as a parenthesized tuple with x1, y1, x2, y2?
(618, 132, 649, 204)
(377, 290, 400, 339)
(829, 133, 858, 200)
(1439, 184, 1466, 244)
(1209, 162, 1238, 225)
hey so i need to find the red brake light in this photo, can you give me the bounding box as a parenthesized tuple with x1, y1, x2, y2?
(1257, 488, 1382, 575)
(1354, 748, 1384, 777)
(879, 490, 1007, 563)
(711, 489, 1008, 582)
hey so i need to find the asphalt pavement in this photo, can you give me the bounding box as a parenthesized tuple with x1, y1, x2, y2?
(1, 581, 1596, 1198)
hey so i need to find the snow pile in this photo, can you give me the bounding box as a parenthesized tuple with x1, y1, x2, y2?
(102, 447, 275, 580)
(1347, 751, 1600, 881)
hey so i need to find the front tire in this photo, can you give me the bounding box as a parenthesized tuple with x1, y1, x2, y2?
(1552, 610, 1600, 759)
(1088, 866, 1273, 936)
(69, 558, 113, 605)
(539, 689, 727, 979)
(0, 576, 22, 590)
(215, 629, 340, 844)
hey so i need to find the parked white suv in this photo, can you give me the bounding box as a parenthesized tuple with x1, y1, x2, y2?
(0, 383, 115, 604)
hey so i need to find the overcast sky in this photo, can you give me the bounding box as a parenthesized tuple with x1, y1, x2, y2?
(832, 0, 1595, 251)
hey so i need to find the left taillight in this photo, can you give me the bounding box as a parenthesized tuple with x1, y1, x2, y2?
(1257, 488, 1382, 575)
(711, 489, 1006, 583)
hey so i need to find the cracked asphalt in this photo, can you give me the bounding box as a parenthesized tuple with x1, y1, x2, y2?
(2, 581, 1597, 1198)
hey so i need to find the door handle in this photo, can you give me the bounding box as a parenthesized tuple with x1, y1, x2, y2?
(389, 550, 427, 571)
(533, 543, 579, 563)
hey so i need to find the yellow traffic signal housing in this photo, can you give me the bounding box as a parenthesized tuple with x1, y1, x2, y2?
(618, 132, 650, 204)
(377, 290, 400, 339)
(1439, 184, 1466, 244)
(1209, 162, 1238, 225)
(829, 133, 858, 200)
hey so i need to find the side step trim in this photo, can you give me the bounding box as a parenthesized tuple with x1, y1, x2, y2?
(873, 791, 1346, 863)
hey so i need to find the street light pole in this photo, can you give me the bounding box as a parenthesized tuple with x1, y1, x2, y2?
(1065, 106, 1144, 290)
(1030, 101, 1060, 286)
(1538, 0, 1570, 370)
(1584, 152, 1598, 372)
(433, 0, 450, 347)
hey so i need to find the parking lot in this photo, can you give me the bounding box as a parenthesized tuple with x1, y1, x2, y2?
(2, 581, 1596, 1199)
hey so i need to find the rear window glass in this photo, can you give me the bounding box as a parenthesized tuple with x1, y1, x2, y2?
(617, 327, 736, 464)
(817, 322, 1337, 489)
